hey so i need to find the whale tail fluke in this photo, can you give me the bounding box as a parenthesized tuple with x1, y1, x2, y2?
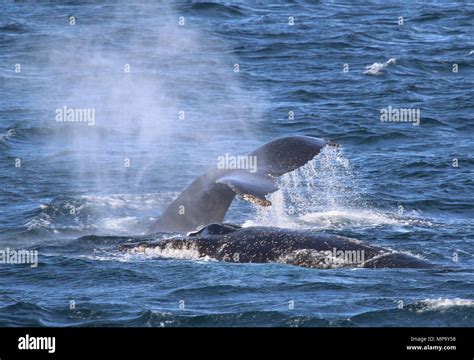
(147, 136, 330, 234)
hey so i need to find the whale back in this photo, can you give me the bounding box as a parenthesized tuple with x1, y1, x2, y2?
(121, 225, 434, 269)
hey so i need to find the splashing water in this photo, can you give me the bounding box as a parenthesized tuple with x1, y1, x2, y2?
(246, 146, 364, 228)
(245, 145, 429, 230)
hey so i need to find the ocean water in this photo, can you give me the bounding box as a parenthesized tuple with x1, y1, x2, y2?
(0, 0, 473, 327)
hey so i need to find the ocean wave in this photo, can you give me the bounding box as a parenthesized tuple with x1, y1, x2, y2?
(83, 310, 331, 327)
(0, 123, 120, 148)
(345, 298, 474, 327)
(0, 125, 52, 147)
(23, 193, 176, 236)
(0, 302, 48, 327)
(332, 130, 415, 145)
(130, 310, 331, 327)
(0, 23, 29, 33)
(1, 295, 472, 327)
(187, 2, 245, 17)
(0, 129, 16, 148)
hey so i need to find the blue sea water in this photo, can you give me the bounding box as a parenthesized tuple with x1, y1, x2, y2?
(0, 0, 473, 327)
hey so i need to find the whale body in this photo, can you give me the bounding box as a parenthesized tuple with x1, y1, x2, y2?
(120, 224, 432, 269)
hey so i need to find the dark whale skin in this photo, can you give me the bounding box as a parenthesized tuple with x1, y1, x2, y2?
(120, 224, 433, 269)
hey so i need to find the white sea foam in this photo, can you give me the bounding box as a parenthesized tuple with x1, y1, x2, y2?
(25, 212, 53, 231)
(78, 253, 135, 263)
(126, 243, 213, 262)
(81, 249, 214, 264)
(25, 193, 175, 234)
(0, 129, 16, 144)
(364, 58, 396, 75)
(416, 298, 474, 313)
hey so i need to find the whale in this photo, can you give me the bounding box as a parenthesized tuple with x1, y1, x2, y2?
(148, 136, 333, 234)
(121, 223, 433, 269)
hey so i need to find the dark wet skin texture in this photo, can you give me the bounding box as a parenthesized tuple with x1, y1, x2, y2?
(120, 224, 433, 269)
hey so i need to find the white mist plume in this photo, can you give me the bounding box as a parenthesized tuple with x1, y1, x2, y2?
(38, 2, 263, 192)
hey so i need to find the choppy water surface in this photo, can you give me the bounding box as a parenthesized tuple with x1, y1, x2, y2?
(0, 1, 473, 326)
